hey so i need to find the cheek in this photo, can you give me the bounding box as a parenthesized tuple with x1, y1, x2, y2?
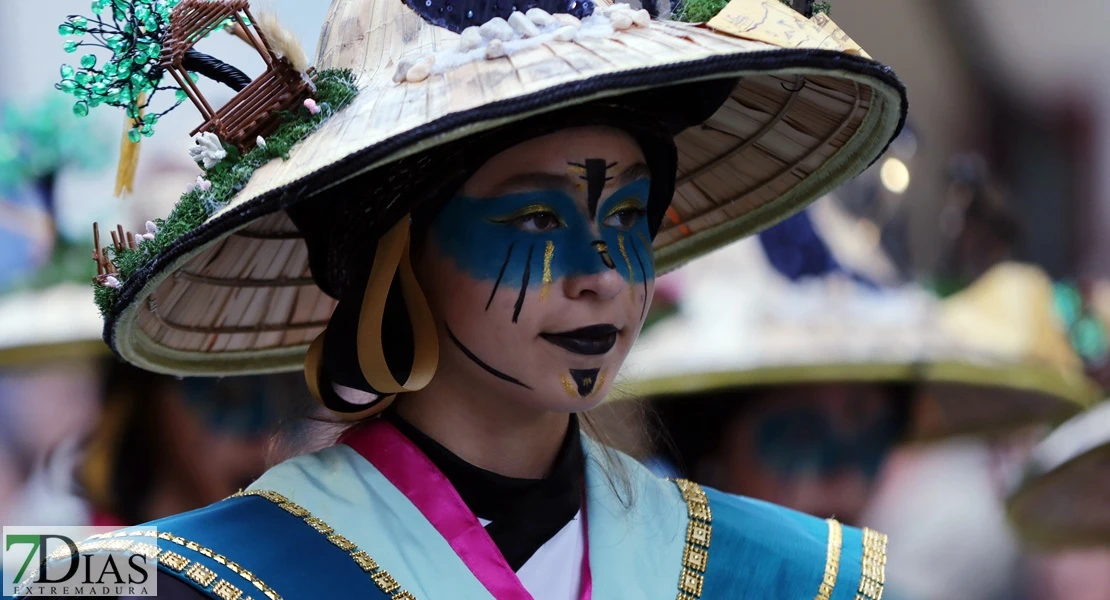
(600, 223, 655, 285)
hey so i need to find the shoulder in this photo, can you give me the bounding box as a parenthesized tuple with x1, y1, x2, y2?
(682, 480, 886, 600)
(55, 446, 405, 600)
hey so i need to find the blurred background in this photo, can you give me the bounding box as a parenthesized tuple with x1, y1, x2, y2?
(1, 1, 1109, 599)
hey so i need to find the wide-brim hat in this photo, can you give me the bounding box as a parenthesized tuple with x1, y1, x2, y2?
(0, 282, 108, 365)
(617, 242, 1099, 439)
(1006, 401, 1110, 547)
(94, 0, 905, 376)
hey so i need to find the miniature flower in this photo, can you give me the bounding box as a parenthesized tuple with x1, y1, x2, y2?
(145, 221, 157, 235)
(194, 175, 212, 192)
(256, 136, 267, 149)
(304, 98, 321, 115)
(188, 132, 227, 169)
(104, 275, 121, 289)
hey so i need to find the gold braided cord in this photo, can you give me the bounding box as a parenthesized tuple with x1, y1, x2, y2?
(671, 478, 713, 599)
(854, 527, 887, 600)
(233, 489, 417, 599)
(814, 518, 843, 600)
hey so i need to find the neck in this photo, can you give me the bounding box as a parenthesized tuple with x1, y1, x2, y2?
(397, 379, 570, 479)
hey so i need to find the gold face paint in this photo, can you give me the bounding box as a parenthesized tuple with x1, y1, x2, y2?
(617, 232, 635, 301)
(560, 373, 578, 397)
(540, 240, 555, 301)
(589, 371, 607, 398)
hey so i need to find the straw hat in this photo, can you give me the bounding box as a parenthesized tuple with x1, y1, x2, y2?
(88, 0, 906, 376)
(618, 243, 1100, 439)
(0, 282, 108, 365)
(1006, 401, 1110, 547)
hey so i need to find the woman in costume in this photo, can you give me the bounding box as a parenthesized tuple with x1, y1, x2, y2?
(43, 0, 908, 598)
(621, 227, 1100, 525)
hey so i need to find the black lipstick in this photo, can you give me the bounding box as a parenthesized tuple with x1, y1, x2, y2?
(540, 324, 619, 356)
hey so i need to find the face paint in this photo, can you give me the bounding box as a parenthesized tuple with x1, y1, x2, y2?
(431, 177, 655, 317)
(447, 326, 532, 389)
(561, 369, 607, 398)
(567, 159, 617, 219)
(425, 135, 654, 402)
(754, 405, 901, 479)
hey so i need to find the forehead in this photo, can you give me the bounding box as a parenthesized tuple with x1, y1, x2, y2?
(462, 126, 645, 194)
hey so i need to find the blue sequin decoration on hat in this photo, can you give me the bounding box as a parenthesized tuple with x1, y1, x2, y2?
(758, 210, 877, 288)
(405, 0, 595, 33)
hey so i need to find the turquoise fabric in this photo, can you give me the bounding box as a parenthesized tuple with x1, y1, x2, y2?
(582, 438, 687, 598)
(118, 495, 389, 600)
(702, 486, 869, 599)
(68, 438, 880, 599)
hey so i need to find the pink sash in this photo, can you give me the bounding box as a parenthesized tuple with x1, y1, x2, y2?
(341, 419, 592, 600)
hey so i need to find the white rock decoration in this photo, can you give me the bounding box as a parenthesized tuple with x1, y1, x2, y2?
(460, 26, 483, 50)
(406, 59, 432, 83)
(485, 38, 507, 59)
(553, 13, 582, 28)
(611, 12, 633, 30)
(480, 17, 514, 41)
(553, 25, 578, 41)
(393, 57, 416, 83)
(526, 7, 555, 26)
(508, 11, 541, 37)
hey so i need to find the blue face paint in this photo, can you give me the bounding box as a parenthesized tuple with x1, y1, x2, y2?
(754, 405, 901, 480)
(431, 178, 655, 296)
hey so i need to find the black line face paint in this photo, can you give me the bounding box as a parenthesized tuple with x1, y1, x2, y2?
(512, 242, 534, 323)
(486, 241, 516, 311)
(569, 159, 616, 220)
(569, 368, 601, 397)
(448, 326, 533, 389)
(591, 240, 617, 270)
(630, 238, 648, 320)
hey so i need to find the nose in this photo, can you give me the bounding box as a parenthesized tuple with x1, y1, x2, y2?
(563, 267, 625, 301)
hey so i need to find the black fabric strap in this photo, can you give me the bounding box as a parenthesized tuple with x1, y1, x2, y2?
(385, 410, 584, 571)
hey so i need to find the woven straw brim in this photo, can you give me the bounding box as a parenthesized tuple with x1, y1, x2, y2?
(1007, 402, 1110, 548)
(106, 3, 905, 376)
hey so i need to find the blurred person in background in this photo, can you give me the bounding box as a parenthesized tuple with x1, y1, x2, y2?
(0, 114, 314, 527)
(1005, 401, 1110, 600)
(77, 362, 309, 527)
(618, 210, 1099, 529)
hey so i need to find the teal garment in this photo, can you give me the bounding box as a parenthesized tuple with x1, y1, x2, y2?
(54, 436, 885, 599)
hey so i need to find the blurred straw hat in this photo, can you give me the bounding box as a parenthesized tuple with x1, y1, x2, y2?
(0, 162, 199, 366)
(619, 246, 1099, 439)
(0, 283, 107, 365)
(1006, 400, 1110, 547)
(94, 0, 906, 376)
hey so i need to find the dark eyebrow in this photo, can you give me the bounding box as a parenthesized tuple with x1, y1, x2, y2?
(486, 173, 576, 197)
(613, 162, 651, 187)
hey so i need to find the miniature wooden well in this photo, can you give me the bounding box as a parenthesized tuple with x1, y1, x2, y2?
(157, 0, 315, 150)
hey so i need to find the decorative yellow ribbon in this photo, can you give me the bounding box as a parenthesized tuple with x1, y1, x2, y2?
(305, 215, 440, 416)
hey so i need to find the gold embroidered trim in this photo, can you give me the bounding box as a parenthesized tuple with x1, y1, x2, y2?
(854, 528, 887, 600)
(212, 579, 245, 600)
(233, 489, 418, 600)
(186, 563, 218, 587)
(157, 530, 278, 600)
(815, 519, 843, 600)
(671, 478, 712, 600)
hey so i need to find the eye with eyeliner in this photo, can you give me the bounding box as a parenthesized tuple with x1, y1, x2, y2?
(487, 203, 566, 232)
(601, 197, 647, 230)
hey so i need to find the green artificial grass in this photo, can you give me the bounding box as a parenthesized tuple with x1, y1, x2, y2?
(93, 68, 359, 317)
(673, 0, 729, 22)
